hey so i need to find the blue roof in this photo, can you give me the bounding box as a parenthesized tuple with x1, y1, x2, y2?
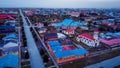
(70, 21, 80, 27)
(0, 54, 18, 68)
(0, 25, 15, 29)
(48, 40, 88, 59)
(54, 48, 88, 58)
(44, 33, 57, 38)
(62, 19, 73, 26)
(2, 34, 17, 41)
(55, 19, 81, 27)
(106, 32, 120, 38)
(48, 41, 62, 51)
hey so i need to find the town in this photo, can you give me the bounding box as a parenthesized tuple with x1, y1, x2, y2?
(0, 8, 120, 68)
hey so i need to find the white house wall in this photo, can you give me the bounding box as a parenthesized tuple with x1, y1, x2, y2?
(77, 37, 96, 47)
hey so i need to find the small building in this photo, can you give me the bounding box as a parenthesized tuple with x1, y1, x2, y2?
(2, 34, 17, 42)
(77, 30, 99, 47)
(24, 10, 33, 16)
(84, 17, 92, 22)
(44, 33, 58, 41)
(57, 33, 66, 39)
(3, 42, 18, 48)
(38, 28, 47, 34)
(2, 46, 18, 55)
(0, 25, 15, 34)
(66, 12, 80, 17)
(100, 38, 120, 47)
(35, 23, 44, 28)
(5, 20, 16, 26)
(63, 29, 74, 35)
(0, 14, 15, 20)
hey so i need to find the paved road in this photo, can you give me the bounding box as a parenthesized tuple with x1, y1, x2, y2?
(26, 17, 59, 68)
(19, 9, 45, 68)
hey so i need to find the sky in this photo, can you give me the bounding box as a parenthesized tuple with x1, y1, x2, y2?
(0, 0, 120, 8)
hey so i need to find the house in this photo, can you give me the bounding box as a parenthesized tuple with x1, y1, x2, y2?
(57, 33, 66, 39)
(7, 11, 18, 14)
(24, 10, 33, 16)
(79, 26, 88, 30)
(100, 38, 120, 47)
(53, 19, 81, 29)
(2, 34, 17, 42)
(112, 24, 120, 29)
(0, 25, 15, 34)
(77, 30, 99, 47)
(5, 20, 16, 26)
(38, 28, 47, 34)
(35, 23, 44, 28)
(44, 33, 58, 41)
(3, 42, 18, 48)
(0, 54, 18, 68)
(2, 46, 18, 55)
(46, 40, 88, 64)
(0, 14, 15, 20)
(63, 29, 74, 35)
(84, 17, 91, 22)
(67, 12, 80, 17)
(100, 32, 120, 39)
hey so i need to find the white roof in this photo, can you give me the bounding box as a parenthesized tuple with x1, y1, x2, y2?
(4, 42, 18, 48)
(57, 33, 66, 39)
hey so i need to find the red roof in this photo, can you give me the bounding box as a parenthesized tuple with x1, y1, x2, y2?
(65, 29, 74, 32)
(103, 22, 110, 25)
(0, 14, 15, 20)
(112, 24, 120, 27)
(62, 46, 72, 51)
(78, 33, 95, 40)
(94, 29, 99, 33)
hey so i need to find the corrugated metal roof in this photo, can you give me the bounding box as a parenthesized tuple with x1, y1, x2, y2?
(100, 38, 120, 46)
(48, 40, 88, 59)
(78, 33, 95, 40)
(0, 25, 15, 29)
(0, 54, 18, 68)
(2, 34, 17, 41)
(54, 48, 88, 58)
(55, 19, 81, 27)
(44, 33, 57, 38)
